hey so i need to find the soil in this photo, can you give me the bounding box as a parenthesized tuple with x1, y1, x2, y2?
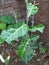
(0, 0, 49, 65)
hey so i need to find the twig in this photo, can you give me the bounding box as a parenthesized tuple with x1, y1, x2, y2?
(25, 0, 29, 25)
(13, 9, 18, 24)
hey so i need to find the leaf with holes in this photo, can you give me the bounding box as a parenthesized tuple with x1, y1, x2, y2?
(29, 24, 45, 33)
(1, 24, 28, 43)
(27, 3, 38, 17)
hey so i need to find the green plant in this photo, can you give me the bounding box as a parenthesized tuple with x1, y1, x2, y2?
(0, 15, 15, 24)
(39, 42, 46, 54)
(0, 23, 6, 30)
(0, 0, 45, 64)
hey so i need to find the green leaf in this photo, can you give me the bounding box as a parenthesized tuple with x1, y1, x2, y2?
(7, 19, 25, 29)
(7, 24, 18, 29)
(17, 39, 30, 58)
(1, 24, 28, 43)
(0, 15, 15, 24)
(17, 39, 36, 63)
(0, 35, 4, 44)
(22, 46, 35, 63)
(0, 23, 6, 30)
(39, 42, 46, 54)
(17, 20, 25, 28)
(29, 41, 38, 49)
(29, 24, 45, 33)
(5, 56, 10, 65)
(27, 3, 38, 17)
(29, 35, 39, 49)
(0, 38, 4, 44)
(30, 35, 39, 41)
(36, 58, 41, 62)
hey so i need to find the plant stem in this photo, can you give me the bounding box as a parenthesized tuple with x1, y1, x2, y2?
(32, 0, 36, 26)
(13, 9, 18, 24)
(25, 0, 29, 25)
